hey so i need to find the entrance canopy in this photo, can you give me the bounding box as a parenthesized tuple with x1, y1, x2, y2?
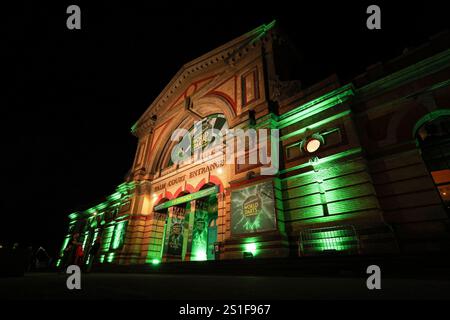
(154, 185, 219, 211)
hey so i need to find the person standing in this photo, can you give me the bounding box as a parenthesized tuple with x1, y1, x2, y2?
(69, 233, 83, 266)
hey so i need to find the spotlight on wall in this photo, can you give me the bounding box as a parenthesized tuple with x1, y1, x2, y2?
(217, 167, 223, 175)
(302, 133, 324, 154)
(305, 138, 321, 153)
(244, 242, 257, 258)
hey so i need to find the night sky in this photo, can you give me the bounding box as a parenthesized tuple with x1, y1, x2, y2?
(2, 1, 448, 256)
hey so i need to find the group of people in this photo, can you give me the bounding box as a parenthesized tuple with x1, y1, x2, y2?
(60, 233, 101, 272)
(0, 243, 53, 276)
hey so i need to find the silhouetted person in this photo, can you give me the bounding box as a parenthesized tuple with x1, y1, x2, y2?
(64, 233, 83, 268)
(75, 242, 84, 266)
(25, 246, 33, 272)
(34, 246, 50, 270)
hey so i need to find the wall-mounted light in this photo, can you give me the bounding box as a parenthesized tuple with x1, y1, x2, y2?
(305, 138, 321, 153)
(301, 133, 325, 154)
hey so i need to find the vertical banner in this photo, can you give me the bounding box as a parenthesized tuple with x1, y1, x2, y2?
(167, 208, 185, 256)
(191, 202, 209, 261)
(186, 195, 218, 261)
(167, 218, 183, 256)
(231, 181, 276, 234)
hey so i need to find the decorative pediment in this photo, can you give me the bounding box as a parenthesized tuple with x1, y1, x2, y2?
(132, 21, 277, 137)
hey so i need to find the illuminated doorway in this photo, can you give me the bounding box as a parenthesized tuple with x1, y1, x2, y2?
(191, 192, 218, 261)
(165, 202, 190, 262)
(153, 185, 219, 262)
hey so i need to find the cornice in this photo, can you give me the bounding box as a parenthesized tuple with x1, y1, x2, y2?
(356, 48, 450, 99)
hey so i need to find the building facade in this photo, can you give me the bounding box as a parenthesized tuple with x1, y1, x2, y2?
(58, 22, 450, 267)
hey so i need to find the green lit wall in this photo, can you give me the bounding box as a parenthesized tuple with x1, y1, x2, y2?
(59, 182, 135, 266)
(275, 83, 389, 256)
(111, 221, 128, 250)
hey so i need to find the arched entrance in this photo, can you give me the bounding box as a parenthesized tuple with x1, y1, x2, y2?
(153, 184, 220, 262)
(191, 183, 219, 261)
(415, 112, 450, 214)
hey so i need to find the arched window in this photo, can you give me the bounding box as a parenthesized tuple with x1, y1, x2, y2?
(167, 114, 228, 168)
(415, 113, 450, 213)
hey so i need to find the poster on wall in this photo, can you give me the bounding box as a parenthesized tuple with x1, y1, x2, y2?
(191, 208, 208, 261)
(231, 181, 276, 235)
(167, 217, 184, 256)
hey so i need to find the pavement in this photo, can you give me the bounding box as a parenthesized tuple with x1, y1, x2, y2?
(1, 272, 450, 300)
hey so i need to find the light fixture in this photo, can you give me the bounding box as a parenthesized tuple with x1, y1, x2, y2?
(305, 138, 321, 153)
(244, 242, 257, 256)
(302, 133, 324, 154)
(217, 167, 223, 175)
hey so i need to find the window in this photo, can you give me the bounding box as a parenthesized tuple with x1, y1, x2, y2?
(416, 115, 450, 212)
(167, 114, 228, 168)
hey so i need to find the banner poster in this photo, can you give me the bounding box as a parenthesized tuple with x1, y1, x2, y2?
(190, 203, 209, 261)
(231, 181, 276, 235)
(167, 215, 184, 256)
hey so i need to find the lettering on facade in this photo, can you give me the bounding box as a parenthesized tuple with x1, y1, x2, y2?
(189, 160, 224, 179)
(153, 160, 224, 193)
(154, 183, 166, 192)
(168, 176, 185, 187)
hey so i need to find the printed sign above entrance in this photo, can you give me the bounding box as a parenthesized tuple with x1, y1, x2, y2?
(154, 185, 219, 211)
(231, 181, 276, 235)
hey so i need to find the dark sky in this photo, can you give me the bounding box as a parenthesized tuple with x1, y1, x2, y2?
(2, 1, 449, 255)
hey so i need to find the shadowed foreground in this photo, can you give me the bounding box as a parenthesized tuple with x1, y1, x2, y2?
(1, 272, 450, 300)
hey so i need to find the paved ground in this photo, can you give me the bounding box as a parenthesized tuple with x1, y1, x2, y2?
(1, 272, 450, 300)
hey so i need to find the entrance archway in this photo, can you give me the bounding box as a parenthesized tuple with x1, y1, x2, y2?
(153, 184, 220, 262)
(191, 183, 219, 261)
(414, 112, 450, 214)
